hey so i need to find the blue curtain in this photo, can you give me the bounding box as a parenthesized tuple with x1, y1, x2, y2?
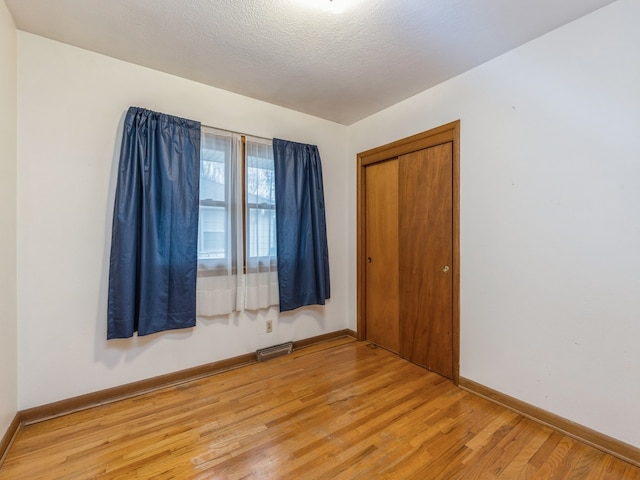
(273, 139, 330, 312)
(108, 107, 201, 338)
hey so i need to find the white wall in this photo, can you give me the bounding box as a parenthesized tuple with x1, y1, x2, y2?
(17, 32, 349, 409)
(348, 0, 640, 447)
(0, 0, 17, 437)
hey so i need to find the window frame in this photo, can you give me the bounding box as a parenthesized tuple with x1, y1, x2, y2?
(197, 129, 276, 277)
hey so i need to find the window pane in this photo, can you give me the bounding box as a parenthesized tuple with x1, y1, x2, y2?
(248, 207, 277, 257)
(200, 132, 231, 204)
(199, 206, 226, 258)
(247, 161, 275, 205)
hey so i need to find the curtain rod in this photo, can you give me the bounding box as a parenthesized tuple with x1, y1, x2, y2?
(201, 123, 271, 142)
(130, 107, 272, 142)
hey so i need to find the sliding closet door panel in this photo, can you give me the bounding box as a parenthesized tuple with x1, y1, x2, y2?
(364, 160, 400, 353)
(398, 143, 453, 378)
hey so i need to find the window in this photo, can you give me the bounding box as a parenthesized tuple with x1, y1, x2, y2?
(198, 127, 276, 273)
(198, 130, 235, 268)
(245, 140, 277, 268)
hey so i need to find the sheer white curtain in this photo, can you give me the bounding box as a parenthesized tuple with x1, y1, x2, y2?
(243, 137, 279, 309)
(196, 128, 239, 315)
(196, 128, 278, 316)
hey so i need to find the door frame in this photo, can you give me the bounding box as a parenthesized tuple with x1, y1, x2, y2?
(356, 120, 461, 384)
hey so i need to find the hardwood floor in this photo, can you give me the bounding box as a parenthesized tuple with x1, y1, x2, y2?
(2, 338, 638, 479)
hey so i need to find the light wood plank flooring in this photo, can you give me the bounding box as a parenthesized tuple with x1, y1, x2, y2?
(2, 338, 638, 479)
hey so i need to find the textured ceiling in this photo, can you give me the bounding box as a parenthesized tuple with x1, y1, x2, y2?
(6, 0, 617, 125)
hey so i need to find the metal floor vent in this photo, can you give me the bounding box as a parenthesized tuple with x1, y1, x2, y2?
(256, 342, 294, 362)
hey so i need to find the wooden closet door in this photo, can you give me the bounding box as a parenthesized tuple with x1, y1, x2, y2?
(364, 159, 400, 353)
(398, 142, 454, 378)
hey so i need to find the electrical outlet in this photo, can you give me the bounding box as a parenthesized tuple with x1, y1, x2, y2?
(266, 320, 273, 333)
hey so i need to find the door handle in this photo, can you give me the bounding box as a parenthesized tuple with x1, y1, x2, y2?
(442, 265, 450, 272)
(367, 257, 372, 263)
